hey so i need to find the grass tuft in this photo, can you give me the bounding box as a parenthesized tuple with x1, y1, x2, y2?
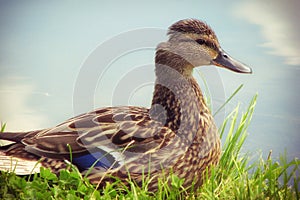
(0, 95, 299, 199)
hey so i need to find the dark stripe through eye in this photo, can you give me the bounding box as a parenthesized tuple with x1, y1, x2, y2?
(195, 38, 218, 51)
(196, 39, 205, 45)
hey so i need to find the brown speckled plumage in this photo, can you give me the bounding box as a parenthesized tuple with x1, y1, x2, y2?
(0, 19, 251, 191)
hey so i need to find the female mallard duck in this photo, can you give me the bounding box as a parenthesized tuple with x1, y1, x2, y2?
(0, 19, 251, 191)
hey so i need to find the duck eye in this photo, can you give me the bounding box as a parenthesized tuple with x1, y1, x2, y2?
(196, 39, 205, 45)
(223, 54, 228, 59)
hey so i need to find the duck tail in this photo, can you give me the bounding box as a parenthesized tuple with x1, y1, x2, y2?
(0, 130, 41, 143)
(0, 143, 42, 175)
(0, 153, 42, 175)
(0, 142, 67, 176)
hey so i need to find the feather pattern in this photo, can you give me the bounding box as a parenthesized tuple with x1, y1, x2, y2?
(0, 19, 252, 191)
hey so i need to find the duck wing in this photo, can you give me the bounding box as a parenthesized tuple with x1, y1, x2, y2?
(10, 106, 175, 170)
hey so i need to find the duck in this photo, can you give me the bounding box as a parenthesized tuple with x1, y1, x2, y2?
(0, 19, 252, 191)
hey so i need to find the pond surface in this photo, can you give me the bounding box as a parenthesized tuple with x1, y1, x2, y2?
(0, 1, 299, 162)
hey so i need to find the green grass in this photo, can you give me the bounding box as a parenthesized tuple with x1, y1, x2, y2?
(0, 95, 299, 199)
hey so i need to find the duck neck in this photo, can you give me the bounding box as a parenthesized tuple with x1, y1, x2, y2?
(150, 48, 209, 133)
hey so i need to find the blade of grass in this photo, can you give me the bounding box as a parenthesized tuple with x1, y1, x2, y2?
(213, 84, 244, 117)
(1, 122, 6, 132)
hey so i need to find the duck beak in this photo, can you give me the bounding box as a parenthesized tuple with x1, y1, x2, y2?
(212, 49, 252, 74)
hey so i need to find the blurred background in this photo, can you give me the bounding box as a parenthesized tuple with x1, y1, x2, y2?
(0, 0, 299, 161)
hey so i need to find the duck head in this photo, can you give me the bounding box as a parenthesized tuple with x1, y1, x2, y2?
(156, 19, 252, 75)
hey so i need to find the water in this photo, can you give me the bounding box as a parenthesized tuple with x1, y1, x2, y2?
(0, 1, 299, 163)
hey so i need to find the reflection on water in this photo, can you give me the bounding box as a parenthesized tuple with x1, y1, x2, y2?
(0, 1, 299, 163)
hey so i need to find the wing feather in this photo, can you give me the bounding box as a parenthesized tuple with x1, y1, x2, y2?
(19, 106, 176, 159)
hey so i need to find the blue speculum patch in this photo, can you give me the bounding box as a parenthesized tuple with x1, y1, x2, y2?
(72, 151, 116, 170)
